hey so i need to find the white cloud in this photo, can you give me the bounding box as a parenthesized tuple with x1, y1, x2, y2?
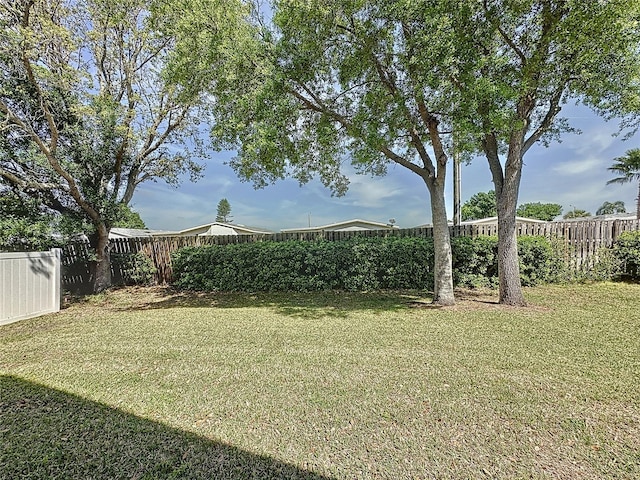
(130, 105, 635, 233)
(552, 156, 603, 176)
(346, 178, 404, 208)
(194, 175, 235, 191)
(563, 131, 618, 157)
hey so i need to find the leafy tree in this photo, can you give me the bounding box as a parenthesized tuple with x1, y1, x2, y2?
(114, 205, 147, 229)
(461, 191, 497, 221)
(0, 0, 210, 292)
(516, 203, 562, 221)
(412, 0, 640, 305)
(563, 209, 591, 220)
(215, 198, 233, 223)
(168, 0, 640, 305)
(0, 189, 56, 251)
(607, 149, 640, 219)
(167, 0, 464, 304)
(0, 189, 145, 252)
(596, 200, 626, 216)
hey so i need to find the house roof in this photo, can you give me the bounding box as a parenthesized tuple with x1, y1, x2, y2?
(109, 228, 174, 239)
(557, 212, 638, 222)
(415, 216, 547, 228)
(177, 222, 273, 236)
(281, 218, 399, 233)
(461, 216, 547, 225)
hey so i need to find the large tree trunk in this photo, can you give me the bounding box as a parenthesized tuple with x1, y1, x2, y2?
(496, 191, 525, 306)
(90, 223, 111, 293)
(426, 179, 455, 306)
(485, 132, 527, 306)
(496, 145, 526, 306)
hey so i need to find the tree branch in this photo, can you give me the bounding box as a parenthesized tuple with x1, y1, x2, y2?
(0, 99, 102, 226)
(483, 0, 527, 67)
(482, 131, 504, 195)
(522, 88, 564, 154)
(0, 166, 63, 192)
(289, 84, 428, 179)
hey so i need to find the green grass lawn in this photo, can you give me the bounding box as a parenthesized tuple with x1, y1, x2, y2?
(1, 283, 639, 479)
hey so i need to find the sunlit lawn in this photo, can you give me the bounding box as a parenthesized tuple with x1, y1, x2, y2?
(1, 283, 639, 479)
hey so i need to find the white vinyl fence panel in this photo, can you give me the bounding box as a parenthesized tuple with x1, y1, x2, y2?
(0, 249, 61, 325)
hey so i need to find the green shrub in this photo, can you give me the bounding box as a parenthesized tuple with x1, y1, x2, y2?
(171, 235, 563, 292)
(612, 231, 640, 280)
(585, 247, 623, 282)
(172, 238, 434, 292)
(517, 236, 566, 286)
(111, 252, 156, 286)
(451, 236, 498, 288)
(378, 237, 434, 290)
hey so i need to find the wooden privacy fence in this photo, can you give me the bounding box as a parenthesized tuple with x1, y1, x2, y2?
(61, 219, 640, 287)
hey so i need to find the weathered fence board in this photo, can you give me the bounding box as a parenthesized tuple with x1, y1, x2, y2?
(61, 219, 640, 287)
(1, 249, 61, 325)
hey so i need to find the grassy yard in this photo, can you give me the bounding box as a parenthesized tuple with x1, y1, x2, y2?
(1, 283, 639, 479)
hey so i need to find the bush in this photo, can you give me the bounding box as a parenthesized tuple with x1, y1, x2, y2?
(172, 238, 434, 292)
(612, 231, 640, 280)
(378, 237, 434, 290)
(111, 252, 156, 286)
(517, 236, 567, 286)
(171, 235, 563, 292)
(451, 236, 497, 288)
(584, 247, 623, 282)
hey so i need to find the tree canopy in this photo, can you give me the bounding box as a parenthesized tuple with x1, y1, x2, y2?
(0, 187, 146, 252)
(216, 198, 232, 223)
(0, 189, 56, 251)
(596, 201, 626, 216)
(462, 195, 562, 222)
(607, 149, 640, 219)
(563, 209, 591, 219)
(516, 203, 562, 221)
(0, 0, 209, 291)
(461, 191, 497, 221)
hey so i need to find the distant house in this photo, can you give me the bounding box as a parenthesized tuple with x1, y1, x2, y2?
(281, 218, 399, 234)
(109, 228, 173, 239)
(416, 216, 546, 228)
(99, 224, 270, 240)
(461, 216, 546, 225)
(174, 222, 273, 236)
(557, 212, 637, 222)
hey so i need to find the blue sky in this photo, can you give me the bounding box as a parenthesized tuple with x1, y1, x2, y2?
(133, 104, 638, 232)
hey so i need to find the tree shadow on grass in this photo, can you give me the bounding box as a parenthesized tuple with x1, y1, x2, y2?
(65, 286, 516, 317)
(0, 375, 334, 480)
(98, 286, 428, 318)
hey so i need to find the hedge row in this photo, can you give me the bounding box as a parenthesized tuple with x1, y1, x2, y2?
(612, 230, 640, 279)
(171, 235, 565, 292)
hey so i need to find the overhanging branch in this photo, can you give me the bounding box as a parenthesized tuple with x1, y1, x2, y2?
(289, 83, 428, 179)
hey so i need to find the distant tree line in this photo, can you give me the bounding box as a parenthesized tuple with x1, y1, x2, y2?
(462, 190, 633, 222)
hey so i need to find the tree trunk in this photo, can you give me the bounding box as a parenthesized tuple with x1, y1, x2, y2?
(484, 131, 526, 306)
(496, 193, 526, 306)
(426, 179, 455, 306)
(90, 223, 111, 293)
(495, 149, 526, 307)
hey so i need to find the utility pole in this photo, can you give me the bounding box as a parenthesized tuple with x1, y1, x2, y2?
(453, 141, 462, 226)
